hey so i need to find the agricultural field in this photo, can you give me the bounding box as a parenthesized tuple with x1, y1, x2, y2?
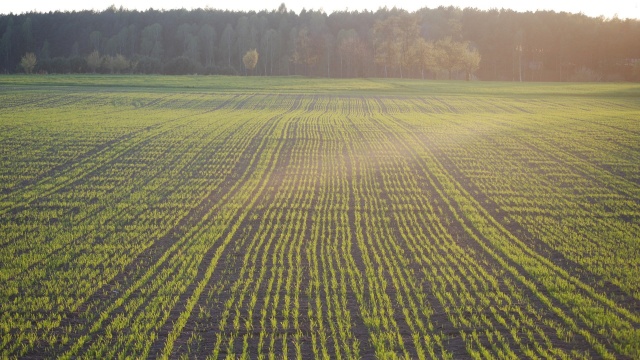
(0, 75, 639, 359)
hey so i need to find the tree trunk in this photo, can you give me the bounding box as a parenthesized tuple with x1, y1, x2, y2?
(519, 50, 522, 82)
(327, 52, 330, 78)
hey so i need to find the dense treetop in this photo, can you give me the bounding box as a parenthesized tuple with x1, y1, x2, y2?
(1, 4, 639, 80)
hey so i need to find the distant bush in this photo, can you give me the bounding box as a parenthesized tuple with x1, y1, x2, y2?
(134, 56, 163, 74)
(38, 57, 72, 74)
(215, 66, 238, 76)
(570, 67, 602, 82)
(603, 73, 625, 82)
(69, 57, 88, 73)
(199, 65, 239, 76)
(164, 56, 199, 75)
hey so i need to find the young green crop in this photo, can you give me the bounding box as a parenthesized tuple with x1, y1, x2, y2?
(1, 77, 638, 359)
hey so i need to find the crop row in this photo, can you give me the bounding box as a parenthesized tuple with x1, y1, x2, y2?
(1, 88, 638, 359)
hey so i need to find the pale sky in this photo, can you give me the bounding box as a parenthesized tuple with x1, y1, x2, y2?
(1, 0, 639, 20)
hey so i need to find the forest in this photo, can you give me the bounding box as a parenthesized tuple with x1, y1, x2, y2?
(1, 3, 639, 81)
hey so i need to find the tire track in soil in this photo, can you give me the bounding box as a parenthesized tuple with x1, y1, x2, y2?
(275, 118, 355, 359)
(367, 127, 570, 358)
(5, 133, 202, 283)
(576, 116, 640, 137)
(301, 141, 324, 359)
(167, 115, 301, 359)
(26, 93, 91, 109)
(4, 94, 238, 220)
(0, 92, 177, 193)
(3, 105, 238, 280)
(155, 118, 293, 359)
(148, 96, 302, 358)
(341, 116, 378, 359)
(430, 145, 640, 314)
(0, 94, 242, 215)
(485, 115, 640, 201)
(180, 102, 366, 359)
(433, 114, 640, 306)
(3, 95, 246, 280)
(363, 176, 426, 359)
(306, 117, 365, 359)
(181, 212, 275, 358)
(180, 97, 331, 359)
(433, 96, 461, 114)
(7, 100, 248, 256)
(80, 117, 279, 358)
(362, 110, 468, 358)
(272, 119, 324, 357)
(22, 95, 267, 358)
(347, 103, 422, 358)
(380, 112, 629, 357)
(0, 92, 60, 110)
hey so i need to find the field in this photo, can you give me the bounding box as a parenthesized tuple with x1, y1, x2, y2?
(1, 75, 639, 359)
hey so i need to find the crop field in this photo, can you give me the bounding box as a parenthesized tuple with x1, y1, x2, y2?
(0, 76, 639, 359)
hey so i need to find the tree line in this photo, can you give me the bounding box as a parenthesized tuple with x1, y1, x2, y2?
(1, 4, 639, 81)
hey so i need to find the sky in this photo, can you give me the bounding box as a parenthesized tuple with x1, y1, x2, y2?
(1, 0, 639, 20)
